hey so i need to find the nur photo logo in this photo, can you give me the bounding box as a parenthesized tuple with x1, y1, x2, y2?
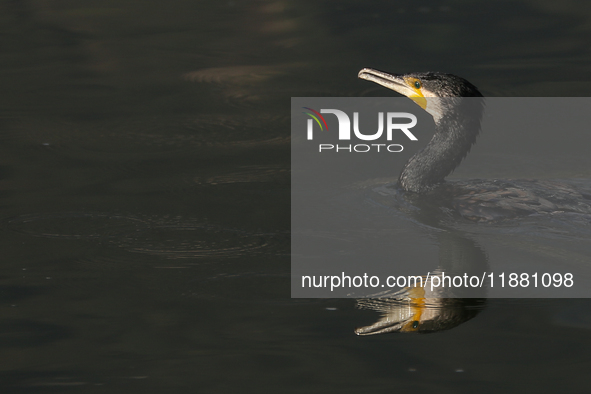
(302, 107, 419, 153)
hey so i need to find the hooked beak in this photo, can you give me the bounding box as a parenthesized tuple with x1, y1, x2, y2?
(358, 68, 416, 98)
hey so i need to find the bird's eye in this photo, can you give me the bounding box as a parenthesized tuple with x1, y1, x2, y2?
(412, 321, 419, 329)
(414, 81, 421, 89)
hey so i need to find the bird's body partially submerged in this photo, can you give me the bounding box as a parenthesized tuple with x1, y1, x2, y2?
(358, 68, 591, 221)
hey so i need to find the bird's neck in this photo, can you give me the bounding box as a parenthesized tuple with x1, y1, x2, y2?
(398, 106, 482, 193)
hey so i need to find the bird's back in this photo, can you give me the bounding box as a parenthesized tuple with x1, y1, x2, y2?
(442, 179, 591, 222)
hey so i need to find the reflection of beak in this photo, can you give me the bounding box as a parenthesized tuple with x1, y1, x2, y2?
(355, 297, 485, 335)
(354, 299, 426, 335)
(358, 68, 416, 98)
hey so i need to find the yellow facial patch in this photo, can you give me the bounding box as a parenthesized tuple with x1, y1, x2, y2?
(404, 77, 427, 110)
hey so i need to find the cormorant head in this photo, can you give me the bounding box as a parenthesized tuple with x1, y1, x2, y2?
(358, 68, 483, 122)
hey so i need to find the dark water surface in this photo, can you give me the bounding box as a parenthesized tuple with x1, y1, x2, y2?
(1, 1, 590, 392)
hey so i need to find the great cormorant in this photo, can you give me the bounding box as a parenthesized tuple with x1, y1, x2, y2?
(358, 68, 591, 222)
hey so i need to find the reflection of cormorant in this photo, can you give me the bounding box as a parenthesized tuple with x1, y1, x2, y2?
(354, 230, 488, 335)
(355, 297, 484, 335)
(358, 68, 591, 222)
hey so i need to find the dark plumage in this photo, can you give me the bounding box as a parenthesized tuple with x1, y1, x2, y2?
(358, 68, 591, 221)
(359, 68, 484, 193)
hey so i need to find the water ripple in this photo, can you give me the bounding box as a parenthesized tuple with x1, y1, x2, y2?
(5, 212, 287, 259)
